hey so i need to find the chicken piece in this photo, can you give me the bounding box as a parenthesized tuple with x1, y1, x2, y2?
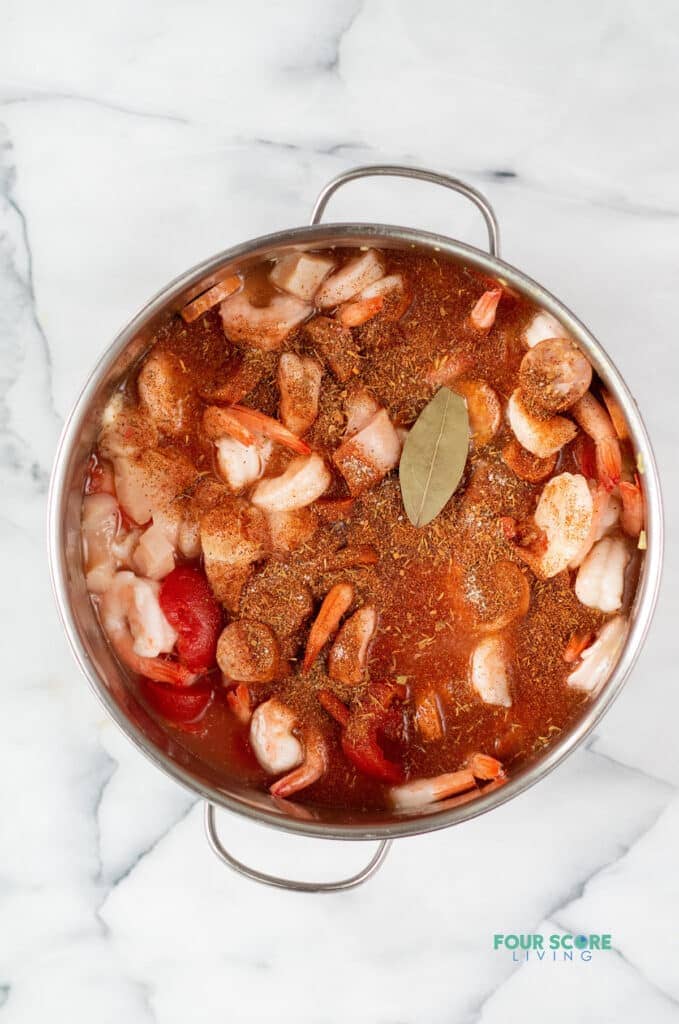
(137, 350, 193, 437)
(113, 448, 196, 525)
(344, 387, 381, 437)
(303, 316, 359, 382)
(200, 499, 270, 610)
(220, 290, 311, 351)
(216, 620, 280, 683)
(250, 453, 331, 512)
(567, 616, 627, 693)
(163, 477, 230, 560)
(199, 351, 265, 405)
(327, 607, 377, 685)
(98, 392, 158, 460)
(315, 249, 385, 308)
(470, 635, 512, 707)
(522, 311, 568, 349)
(277, 353, 323, 436)
(269, 252, 335, 301)
(132, 521, 176, 581)
(266, 507, 318, 553)
(333, 409, 402, 496)
(82, 493, 121, 594)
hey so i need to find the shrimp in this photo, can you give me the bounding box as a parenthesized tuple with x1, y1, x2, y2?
(570, 392, 622, 491)
(180, 274, 241, 323)
(200, 499, 270, 610)
(302, 583, 354, 672)
(568, 483, 612, 568)
(470, 635, 512, 707)
(467, 753, 505, 780)
(99, 571, 194, 685)
(454, 379, 502, 446)
(469, 287, 502, 332)
(414, 690, 444, 742)
(390, 770, 477, 810)
(303, 316, 359, 382)
(250, 453, 331, 512)
(518, 338, 592, 415)
(277, 353, 323, 436)
(220, 290, 312, 351)
(507, 390, 577, 458)
(249, 699, 327, 798)
(137, 350, 193, 437)
(567, 616, 627, 694)
(216, 620, 281, 683)
(225, 683, 252, 724)
(619, 477, 644, 538)
(315, 249, 385, 308)
(574, 535, 630, 613)
(465, 560, 530, 633)
(82, 493, 122, 594)
(333, 409, 402, 496)
(214, 436, 272, 493)
(522, 310, 567, 349)
(601, 389, 629, 441)
(328, 606, 377, 685)
(203, 405, 310, 455)
(337, 274, 411, 327)
(505, 472, 594, 578)
(269, 252, 335, 301)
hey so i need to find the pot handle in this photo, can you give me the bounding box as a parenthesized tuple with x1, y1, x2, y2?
(204, 803, 392, 893)
(310, 164, 500, 256)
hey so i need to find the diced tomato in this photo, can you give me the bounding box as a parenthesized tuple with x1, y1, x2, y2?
(320, 681, 406, 785)
(140, 678, 214, 723)
(159, 566, 222, 673)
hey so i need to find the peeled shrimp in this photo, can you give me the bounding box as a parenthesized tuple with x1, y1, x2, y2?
(277, 353, 322, 436)
(269, 252, 335, 301)
(390, 770, 477, 810)
(216, 620, 280, 683)
(454, 379, 501, 446)
(249, 699, 327, 798)
(215, 436, 272, 493)
(469, 287, 502, 332)
(203, 404, 310, 455)
(523, 311, 567, 349)
(571, 393, 622, 491)
(518, 338, 592, 415)
(620, 478, 644, 538)
(250, 453, 331, 512)
(82, 493, 121, 594)
(568, 616, 627, 693)
(337, 274, 410, 327)
(315, 249, 385, 308)
(302, 583, 354, 672)
(507, 472, 594, 578)
(333, 408, 402, 496)
(220, 290, 312, 351)
(470, 635, 512, 707)
(328, 606, 377, 685)
(507, 390, 577, 458)
(99, 571, 193, 685)
(575, 535, 630, 612)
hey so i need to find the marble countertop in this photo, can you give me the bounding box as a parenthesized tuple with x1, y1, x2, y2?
(2, 2, 678, 1021)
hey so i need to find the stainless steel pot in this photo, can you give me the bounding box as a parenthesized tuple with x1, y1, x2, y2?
(48, 165, 664, 892)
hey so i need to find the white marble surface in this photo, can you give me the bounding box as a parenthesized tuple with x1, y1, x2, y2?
(2, 2, 678, 1021)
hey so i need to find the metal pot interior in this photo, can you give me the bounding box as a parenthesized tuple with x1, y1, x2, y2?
(49, 224, 663, 840)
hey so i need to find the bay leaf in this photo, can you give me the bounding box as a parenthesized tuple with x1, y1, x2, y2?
(399, 387, 469, 528)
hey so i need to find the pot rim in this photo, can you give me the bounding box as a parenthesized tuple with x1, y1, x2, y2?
(48, 220, 664, 841)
